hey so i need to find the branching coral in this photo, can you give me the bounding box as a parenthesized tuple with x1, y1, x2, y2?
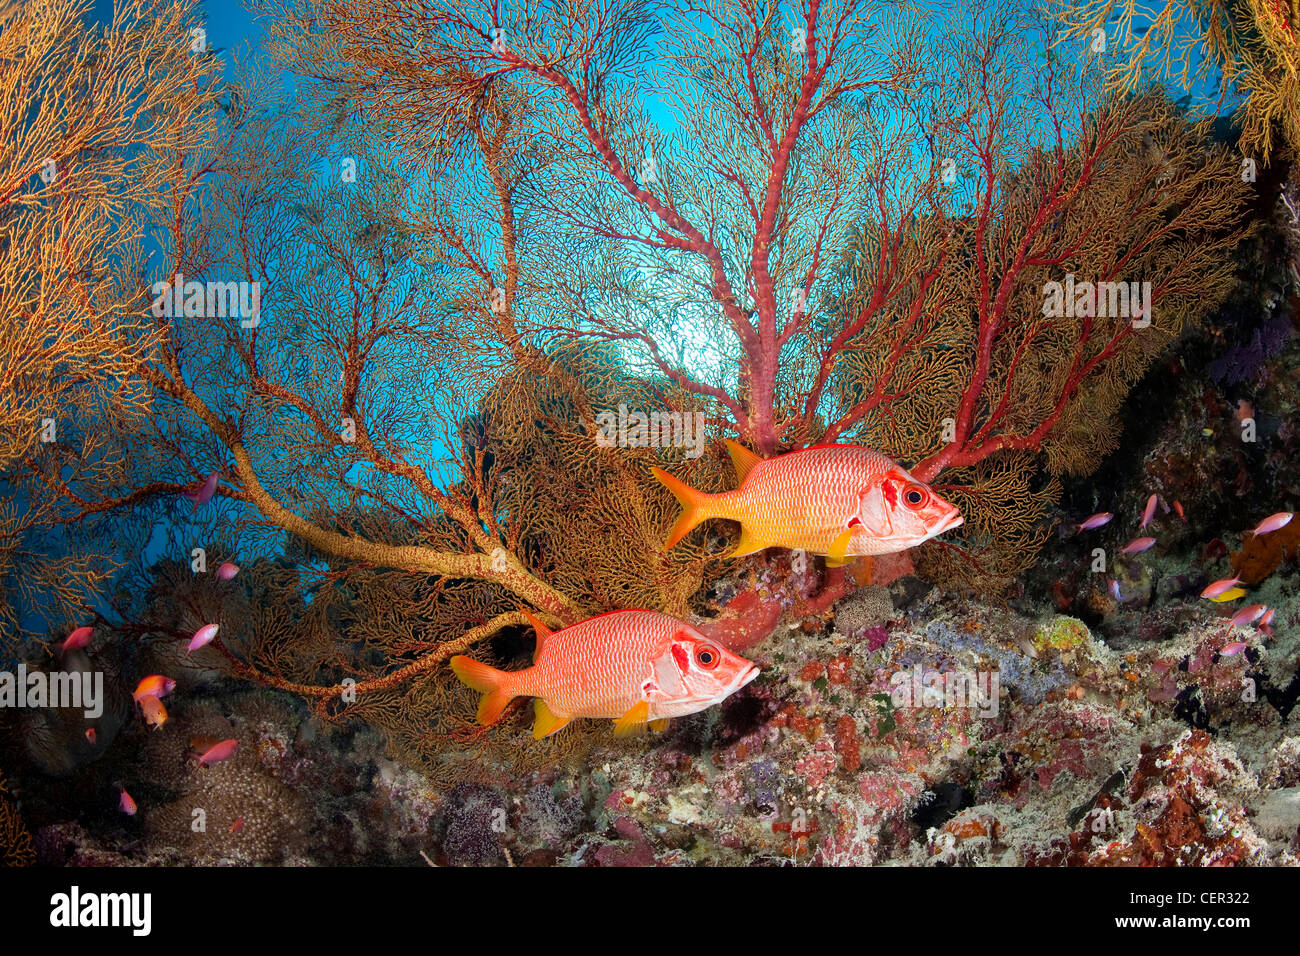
(1, 0, 1257, 778)
(0, 772, 34, 867)
(1054, 0, 1300, 164)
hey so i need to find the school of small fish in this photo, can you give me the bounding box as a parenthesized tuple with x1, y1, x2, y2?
(1085, 495, 1290, 656)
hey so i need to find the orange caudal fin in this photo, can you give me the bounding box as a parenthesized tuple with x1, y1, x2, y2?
(449, 656, 516, 726)
(651, 467, 720, 550)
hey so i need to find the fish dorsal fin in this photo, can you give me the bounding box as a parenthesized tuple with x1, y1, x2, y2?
(521, 609, 553, 662)
(533, 699, 570, 739)
(724, 439, 762, 484)
(613, 699, 651, 737)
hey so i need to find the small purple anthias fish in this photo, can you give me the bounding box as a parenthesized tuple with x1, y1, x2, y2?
(1200, 576, 1242, 600)
(1248, 512, 1293, 536)
(1227, 604, 1267, 628)
(1120, 536, 1156, 555)
(1077, 512, 1113, 532)
(59, 626, 94, 656)
(187, 623, 219, 655)
(1109, 579, 1124, 601)
(1140, 494, 1158, 529)
(1259, 607, 1275, 639)
(216, 561, 240, 581)
(182, 471, 219, 508)
(1219, 641, 1248, 657)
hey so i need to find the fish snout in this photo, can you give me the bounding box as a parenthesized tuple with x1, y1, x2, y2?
(732, 664, 761, 692)
(937, 508, 964, 534)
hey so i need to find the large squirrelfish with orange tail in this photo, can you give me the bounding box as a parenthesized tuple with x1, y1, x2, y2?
(652, 441, 963, 564)
(449, 610, 758, 739)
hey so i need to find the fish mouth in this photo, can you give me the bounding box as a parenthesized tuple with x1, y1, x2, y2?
(937, 510, 964, 535)
(733, 664, 761, 692)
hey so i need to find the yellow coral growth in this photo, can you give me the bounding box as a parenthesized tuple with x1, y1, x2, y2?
(0, 773, 34, 867)
(1055, 0, 1300, 163)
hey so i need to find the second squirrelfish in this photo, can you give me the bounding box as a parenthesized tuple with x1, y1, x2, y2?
(450, 610, 758, 739)
(652, 441, 962, 563)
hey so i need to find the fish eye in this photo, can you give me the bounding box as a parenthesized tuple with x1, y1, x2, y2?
(903, 484, 928, 508)
(695, 645, 720, 669)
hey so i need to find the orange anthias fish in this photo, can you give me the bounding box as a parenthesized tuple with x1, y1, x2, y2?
(450, 610, 759, 740)
(652, 441, 962, 564)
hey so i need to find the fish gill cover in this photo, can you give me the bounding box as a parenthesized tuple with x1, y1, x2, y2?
(0, 0, 1297, 869)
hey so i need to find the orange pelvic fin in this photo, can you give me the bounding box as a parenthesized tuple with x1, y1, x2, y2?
(825, 527, 855, 567)
(613, 699, 651, 737)
(652, 467, 719, 550)
(449, 656, 516, 726)
(532, 698, 570, 739)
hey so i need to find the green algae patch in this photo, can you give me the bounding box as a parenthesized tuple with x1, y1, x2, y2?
(1033, 616, 1093, 655)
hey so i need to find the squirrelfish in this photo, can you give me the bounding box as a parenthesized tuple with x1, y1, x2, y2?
(450, 610, 758, 739)
(652, 442, 962, 564)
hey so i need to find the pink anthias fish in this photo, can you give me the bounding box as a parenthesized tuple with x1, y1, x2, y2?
(1219, 641, 1249, 657)
(1228, 604, 1268, 628)
(1201, 576, 1243, 600)
(1247, 512, 1293, 537)
(139, 694, 168, 730)
(59, 626, 94, 656)
(216, 562, 240, 581)
(132, 675, 175, 703)
(1259, 607, 1275, 639)
(187, 623, 219, 655)
(182, 471, 219, 509)
(1076, 512, 1113, 532)
(1120, 537, 1157, 555)
(1140, 494, 1158, 529)
(118, 785, 137, 816)
(195, 739, 239, 766)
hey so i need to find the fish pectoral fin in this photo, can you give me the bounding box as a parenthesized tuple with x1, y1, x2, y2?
(825, 527, 855, 567)
(729, 525, 766, 558)
(648, 718, 671, 733)
(613, 700, 651, 737)
(532, 699, 570, 739)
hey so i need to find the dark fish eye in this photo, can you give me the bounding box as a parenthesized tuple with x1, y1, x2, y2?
(696, 646, 719, 668)
(906, 490, 923, 504)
